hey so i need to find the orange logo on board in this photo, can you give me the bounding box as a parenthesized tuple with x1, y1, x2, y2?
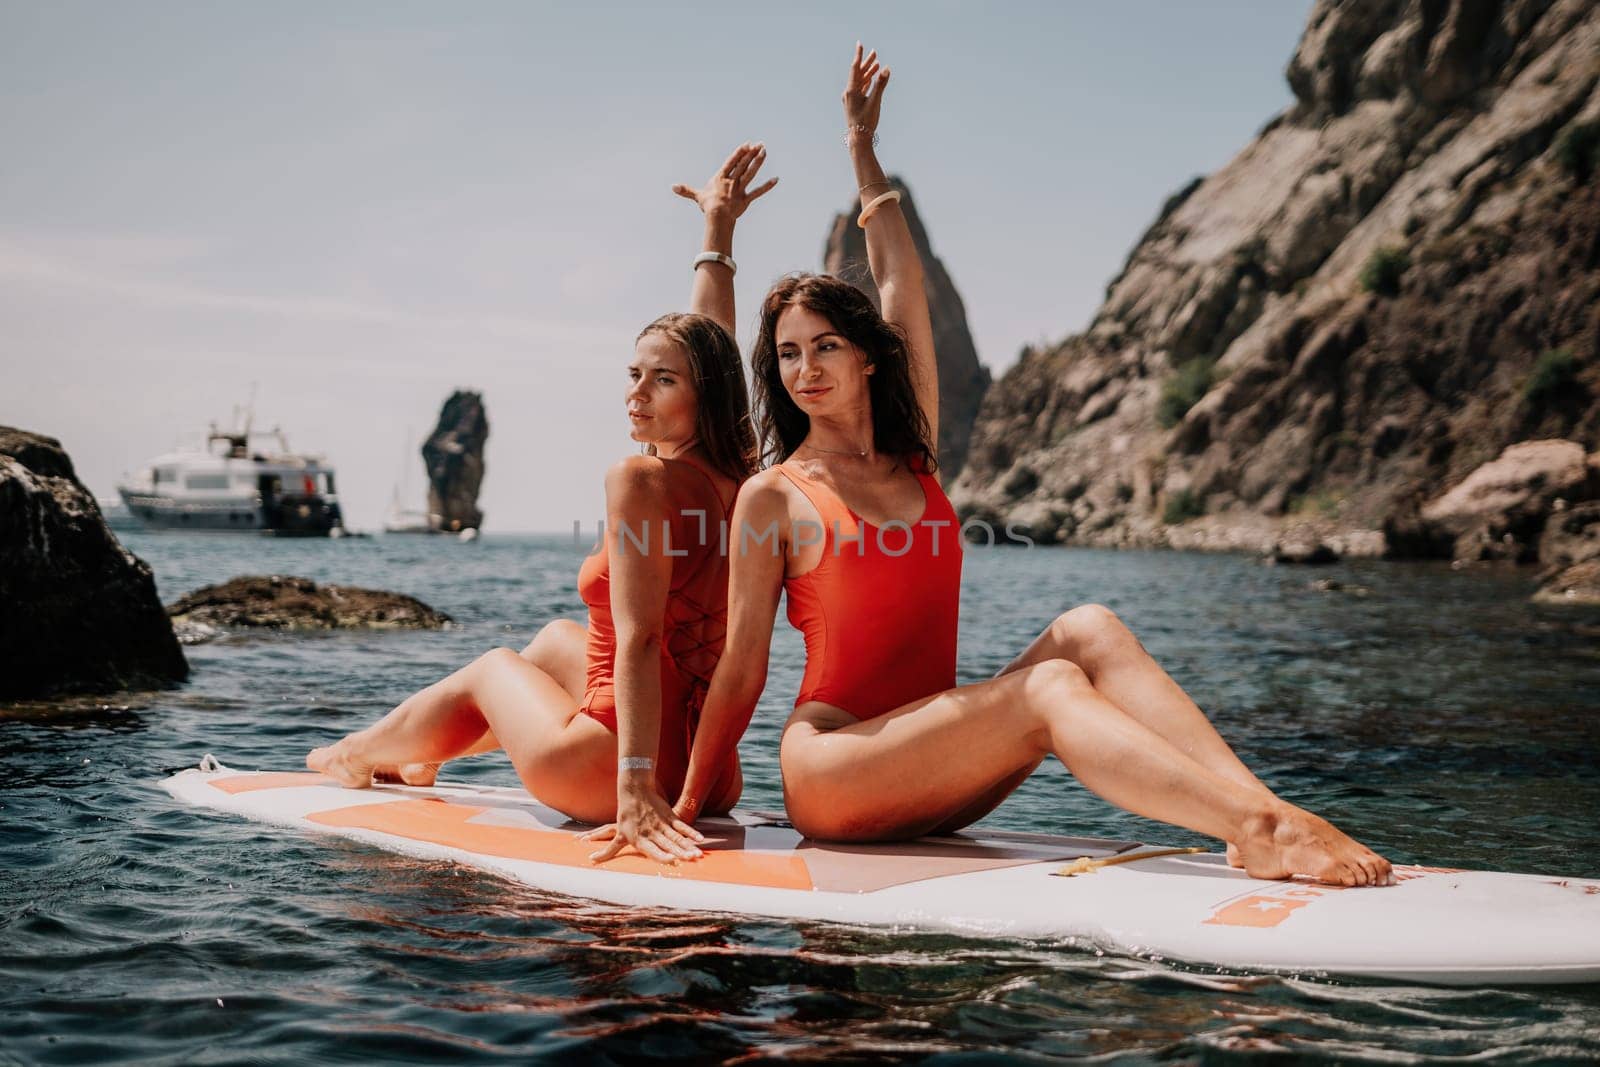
(1203, 894, 1313, 928)
(1204, 883, 1351, 928)
(1203, 866, 1455, 929)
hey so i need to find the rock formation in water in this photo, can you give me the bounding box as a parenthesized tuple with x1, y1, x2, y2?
(423, 390, 488, 532)
(166, 575, 452, 638)
(1533, 558, 1600, 603)
(952, 0, 1600, 562)
(824, 178, 991, 479)
(0, 427, 188, 699)
(1417, 438, 1598, 560)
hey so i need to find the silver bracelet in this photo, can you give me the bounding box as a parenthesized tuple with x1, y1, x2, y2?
(618, 756, 655, 772)
(845, 125, 879, 148)
(693, 251, 736, 276)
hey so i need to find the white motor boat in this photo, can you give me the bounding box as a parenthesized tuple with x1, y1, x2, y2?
(117, 423, 344, 536)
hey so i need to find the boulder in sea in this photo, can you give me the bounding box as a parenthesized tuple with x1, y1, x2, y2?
(423, 390, 488, 533)
(166, 575, 452, 634)
(1309, 578, 1371, 597)
(0, 427, 188, 699)
(1270, 539, 1339, 565)
(1532, 560, 1600, 606)
(1537, 499, 1600, 571)
(1421, 440, 1597, 562)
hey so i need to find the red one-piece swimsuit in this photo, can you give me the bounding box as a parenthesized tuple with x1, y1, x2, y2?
(774, 458, 962, 719)
(576, 457, 735, 792)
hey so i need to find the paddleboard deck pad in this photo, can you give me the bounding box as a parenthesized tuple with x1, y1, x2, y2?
(160, 762, 1600, 986)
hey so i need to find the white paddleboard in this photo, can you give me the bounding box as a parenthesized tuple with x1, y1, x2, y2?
(160, 761, 1600, 986)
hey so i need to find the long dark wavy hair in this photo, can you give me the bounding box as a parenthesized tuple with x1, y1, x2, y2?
(636, 312, 759, 482)
(750, 273, 936, 472)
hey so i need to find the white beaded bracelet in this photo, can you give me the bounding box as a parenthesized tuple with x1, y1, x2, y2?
(693, 251, 736, 276)
(857, 189, 902, 229)
(618, 756, 655, 772)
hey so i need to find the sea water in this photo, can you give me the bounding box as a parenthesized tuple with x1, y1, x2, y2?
(3, 532, 1598, 1062)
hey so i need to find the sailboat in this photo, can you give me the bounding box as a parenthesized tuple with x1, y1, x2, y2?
(383, 429, 438, 535)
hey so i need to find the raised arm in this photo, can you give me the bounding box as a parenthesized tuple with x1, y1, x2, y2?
(586, 456, 705, 864)
(672, 476, 789, 824)
(844, 45, 939, 450)
(673, 142, 778, 337)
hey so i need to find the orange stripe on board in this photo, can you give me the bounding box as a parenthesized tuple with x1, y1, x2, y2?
(212, 772, 336, 794)
(307, 798, 815, 891)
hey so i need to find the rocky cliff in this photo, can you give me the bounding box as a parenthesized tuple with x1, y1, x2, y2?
(0, 428, 188, 699)
(952, 0, 1600, 558)
(423, 390, 488, 533)
(824, 178, 991, 479)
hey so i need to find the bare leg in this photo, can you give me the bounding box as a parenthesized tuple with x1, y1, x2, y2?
(780, 659, 1392, 887)
(1002, 605, 1268, 791)
(1003, 604, 1290, 865)
(376, 619, 590, 786)
(928, 763, 1037, 835)
(309, 647, 621, 822)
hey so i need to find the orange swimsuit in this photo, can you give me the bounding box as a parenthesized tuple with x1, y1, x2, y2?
(775, 460, 962, 720)
(576, 458, 733, 784)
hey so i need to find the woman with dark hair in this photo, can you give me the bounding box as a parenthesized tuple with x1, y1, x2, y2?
(308, 143, 773, 864)
(674, 48, 1393, 888)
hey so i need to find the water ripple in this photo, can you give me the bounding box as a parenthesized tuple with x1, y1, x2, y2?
(2, 534, 1598, 1061)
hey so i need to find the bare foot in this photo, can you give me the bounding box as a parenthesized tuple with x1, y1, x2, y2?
(1235, 806, 1393, 887)
(307, 739, 376, 788)
(373, 762, 441, 787)
(1226, 842, 1244, 869)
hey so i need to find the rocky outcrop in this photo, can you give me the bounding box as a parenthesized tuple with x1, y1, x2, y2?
(824, 178, 991, 479)
(1532, 489, 1600, 602)
(952, 0, 1600, 551)
(1419, 439, 1598, 560)
(1271, 537, 1340, 565)
(1538, 499, 1600, 569)
(1533, 559, 1600, 604)
(423, 391, 488, 532)
(166, 575, 451, 637)
(0, 427, 188, 699)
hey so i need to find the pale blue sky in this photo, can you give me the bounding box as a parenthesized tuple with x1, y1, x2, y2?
(1, 1, 1313, 531)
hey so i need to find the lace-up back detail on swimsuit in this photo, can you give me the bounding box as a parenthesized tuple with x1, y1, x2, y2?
(775, 459, 962, 721)
(576, 457, 734, 744)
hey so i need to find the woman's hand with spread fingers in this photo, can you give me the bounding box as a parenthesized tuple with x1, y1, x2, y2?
(843, 43, 889, 136)
(673, 142, 777, 222)
(580, 777, 706, 864)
